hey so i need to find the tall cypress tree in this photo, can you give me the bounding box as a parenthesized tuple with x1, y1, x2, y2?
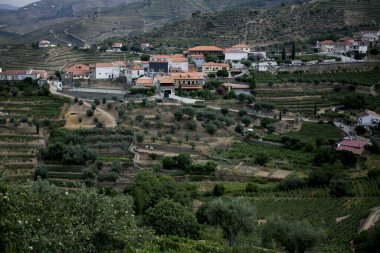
(282, 46, 286, 61)
(291, 42, 296, 60)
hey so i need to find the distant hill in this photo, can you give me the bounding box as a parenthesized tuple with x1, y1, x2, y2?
(134, 0, 380, 48)
(0, 4, 18, 10)
(0, 0, 305, 45)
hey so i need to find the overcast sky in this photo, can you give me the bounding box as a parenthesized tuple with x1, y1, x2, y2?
(0, 0, 37, 7)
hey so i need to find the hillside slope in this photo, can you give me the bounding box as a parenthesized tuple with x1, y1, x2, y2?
(0, 0, 304, 45)
(134, 0, 380, 48)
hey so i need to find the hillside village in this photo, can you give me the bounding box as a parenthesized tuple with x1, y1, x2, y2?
(1, 1, 380, 252)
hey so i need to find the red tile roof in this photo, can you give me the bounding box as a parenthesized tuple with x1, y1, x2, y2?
(188, 46, 224, 52)
(202, 62, 229, 68)
(66, 64, 89, 72)
(96, 63, 115, 68)
(319, 40, 336, 45)
(336, 139, 369, 155)
(159, 76, 175, 84)
(112, 43, 123, 48)
(1, 70, 27, 75)
(170, 72, 203, 80)
(136, 77, 153, 86)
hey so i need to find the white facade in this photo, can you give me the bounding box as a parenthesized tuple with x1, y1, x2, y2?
(225, 52, 249, 61)
(96, 66, 119, 79)
(358, 110, 380, 128)
(170, 61, 189, 72)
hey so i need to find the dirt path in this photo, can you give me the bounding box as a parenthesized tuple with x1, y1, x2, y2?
(49, 84, 116, 127)
(359, 206, 380, 231)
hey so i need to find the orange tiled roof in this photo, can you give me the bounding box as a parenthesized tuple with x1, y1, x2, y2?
(224, 48, 246, 53)
(159, 76, 175, 84)
(132, 65, 143, 70)
(136, 77, 153, 85)
(1, 70, 27, 75)
(96, 63, 115, 68)
(319, 40, 335, 45)
(112, 42, 123, 48)
(170, 72, 203, 80)
(188, 46, 224, 52)
(202, 62, 229, 67)
(66, 64, 89, 72)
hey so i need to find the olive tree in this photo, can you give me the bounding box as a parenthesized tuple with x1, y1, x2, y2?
(200, 198, 256, 246)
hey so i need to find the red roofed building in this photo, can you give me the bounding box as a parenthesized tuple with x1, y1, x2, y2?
(336, 139, 369, 155)
(0, 69, 48, 81)
(231, 44, 251, 53)
(188, 46, 224, 56)
(39, 40, 51, 48)
(170, 72, 204, 91)
(158, 76, 176, 95)
(135, 76, 153, 88)
(316, 40, 336, 52)
(112, 42, 123, 52)
(66, 64, 90, 79)
(202, 62, 230, 74)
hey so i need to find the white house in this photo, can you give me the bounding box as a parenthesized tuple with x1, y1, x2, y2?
(252, 61, 278, 72)
(112, 42, 123, 52)
(126, 64, 145, 83)
(362, 32, 379, 42)
(39, 40, 51, 48)
(169, 54, 189, 72)
(225, 48, 248, 61)
(0, 69, 48, 81)
(95, 62, 126, 79)
(357, 110, 380, 128)
(316, 40, 336, 53)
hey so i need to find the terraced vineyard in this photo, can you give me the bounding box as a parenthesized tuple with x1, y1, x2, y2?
(264, 122, 343, 144)
(0, 96, 68, 119)
(256, 88, 336, 115)
(223, 141, 314, 167)
(255, 69, 380, 86)
(0, 127, 45, 181)
(251, 197, 380, 252)
(0, 46, 131, 74)
(45, 128, 135, 189)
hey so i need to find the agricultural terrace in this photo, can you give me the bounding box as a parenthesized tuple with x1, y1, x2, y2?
(42, 128, 134, 189)
(0, 79, 69, 181)
(0, 45, 133, 74)
(255, 69, 380, 86)
(263, 122, 343, 144)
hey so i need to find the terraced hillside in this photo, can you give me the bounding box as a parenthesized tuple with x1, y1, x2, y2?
(43, 128, 135, 189)
(0, 0, 308, 45)
(0, 46, 131, 74)
(135, 0, 380, 47)
(0, 128, 44, 181)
